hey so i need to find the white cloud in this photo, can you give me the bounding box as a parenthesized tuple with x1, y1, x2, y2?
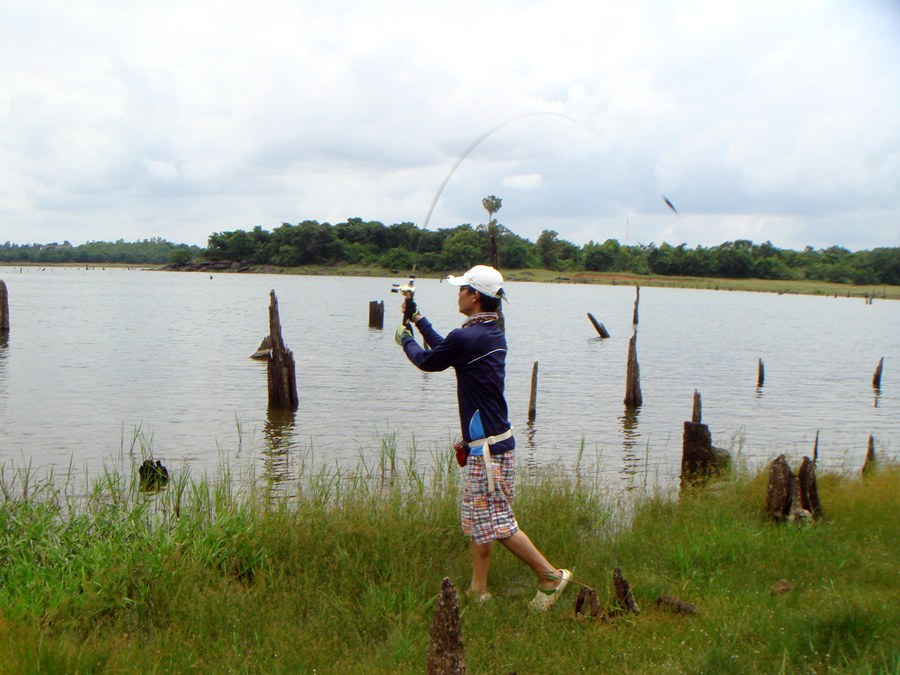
(0, 0, 898, 250)
(502, 173, 547, 190)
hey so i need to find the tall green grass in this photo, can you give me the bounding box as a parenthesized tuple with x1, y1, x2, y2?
(0, 442, 896, 673)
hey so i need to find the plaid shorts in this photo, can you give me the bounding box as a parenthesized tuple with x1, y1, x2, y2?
(461, 451, 519, 545)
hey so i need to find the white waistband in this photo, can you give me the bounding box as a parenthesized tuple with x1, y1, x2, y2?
(469, 426, 514, 449)
(470, 426, 513, 493)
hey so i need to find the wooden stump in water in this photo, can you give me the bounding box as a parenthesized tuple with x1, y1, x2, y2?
(266, 290, 299, 410)
(250, 335, 273, 359)
(623, 331, 642, 406)
(426, 578, 466, 675)
(757, 358, 765, 387)
(872, 357, 884, 389)
(681, 421, 729, 484)
(0, 280, 8, 332)
(632, 286, 640, 325)
(862, 435, 876, 475)
(587, 312, 610, 338)
(528, 361, 539, 423)
(138, 459, 169, 491)
(368, 300, 384, 329)
(692, 389, 702, 423)
(681, 390, 730, 485)
(797, 456, 823, 520)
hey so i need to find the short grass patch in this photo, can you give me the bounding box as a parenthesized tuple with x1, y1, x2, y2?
(0, 455, 896, 673)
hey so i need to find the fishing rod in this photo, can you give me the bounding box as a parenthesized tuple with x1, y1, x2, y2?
(391, 111, 604, 322)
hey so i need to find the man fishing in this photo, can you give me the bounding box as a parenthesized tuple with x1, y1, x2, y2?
(395, 264, 570, 610)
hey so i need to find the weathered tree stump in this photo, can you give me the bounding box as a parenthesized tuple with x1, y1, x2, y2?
(766, 454, 820, 522)
(681, 390, 730, 485)
(757, 358, 765, 387)
(632, 286, 640, 325)
(692, 389, 702, 423)
(527, 361, 539, 423)
(250, 335, 273, 359)
(872, 357, 884, 389)
(426, 578, 466, 675)
(0, 280, 8, 332)
(862, 435, 876, 475)
(813, 430, 819, 462)
(623, 331, 642, 406)
(612, 567, 640, 615)
(788, 467, 811, 522)
(368, 300, 385, 329)
(797, 456, 823, 520)
(656, 595, 698, 615)
(587, 312, 610, 338)
(266, 290, 299, 410)
(573, 587, 607, 620)
(681, 421, 729, 484)
(138, 459, 169, 491)
(765, 455, 794, 521)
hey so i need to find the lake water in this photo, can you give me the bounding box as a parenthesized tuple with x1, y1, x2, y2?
(0, 267, 897, 489)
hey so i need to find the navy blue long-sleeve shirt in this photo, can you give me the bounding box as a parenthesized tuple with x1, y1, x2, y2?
(401, 316, 514, 455)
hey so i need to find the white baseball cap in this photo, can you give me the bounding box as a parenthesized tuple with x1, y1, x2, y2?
(446, 265, 507, 300)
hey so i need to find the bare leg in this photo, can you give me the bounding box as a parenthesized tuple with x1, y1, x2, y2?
(468, 541, 493, 596)
(498, 530, 561, 590)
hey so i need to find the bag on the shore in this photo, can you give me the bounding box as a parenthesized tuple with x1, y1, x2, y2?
(454, 440, 469, 467)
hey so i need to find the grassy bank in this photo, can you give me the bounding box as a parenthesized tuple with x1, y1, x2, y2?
(5, 261, 897, 299)
(505, 268, 900, 300)
(0, 452, 896, 673)
(220, 263, 900, 300)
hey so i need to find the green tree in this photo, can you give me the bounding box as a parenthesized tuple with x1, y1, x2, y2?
(441, 226, 483, 270)
(270, 221, 344, 266)
(583, 239, 622, 272)
(169, 247, 194, 266)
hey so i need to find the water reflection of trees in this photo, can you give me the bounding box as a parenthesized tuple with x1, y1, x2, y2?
(619, 405, 642, 490)
(263, 407, 296, 490)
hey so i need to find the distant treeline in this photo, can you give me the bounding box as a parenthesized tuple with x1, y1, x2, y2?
(3, 219, 898, 285)
(0, 238, 201, 265)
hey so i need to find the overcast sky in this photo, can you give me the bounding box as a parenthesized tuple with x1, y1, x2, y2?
(1, 0, 898, 251)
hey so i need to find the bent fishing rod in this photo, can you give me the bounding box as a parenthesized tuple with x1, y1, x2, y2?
(390, 111, 604, 323)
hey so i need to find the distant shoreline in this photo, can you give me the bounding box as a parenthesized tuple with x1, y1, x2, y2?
(3, 261, 897, 300)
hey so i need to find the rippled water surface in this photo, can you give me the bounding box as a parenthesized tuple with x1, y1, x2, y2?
(0, 267, 896, 488)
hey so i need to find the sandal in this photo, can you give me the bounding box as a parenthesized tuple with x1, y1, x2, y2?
(466, 590, 493, 603)
(528, 569, 571, 612)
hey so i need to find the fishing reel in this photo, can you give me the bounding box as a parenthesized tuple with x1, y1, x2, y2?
(391, 271, 416, 297)
(391, 273, 417, 325)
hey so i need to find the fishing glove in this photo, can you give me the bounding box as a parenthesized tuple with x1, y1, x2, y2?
(402, 298, 418, 324)
(395, 324, 413, 346)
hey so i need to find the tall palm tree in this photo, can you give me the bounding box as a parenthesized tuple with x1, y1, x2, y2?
(482, 195, 502, 269)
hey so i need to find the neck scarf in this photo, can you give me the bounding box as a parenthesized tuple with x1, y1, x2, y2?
(462, 312, 499, 328)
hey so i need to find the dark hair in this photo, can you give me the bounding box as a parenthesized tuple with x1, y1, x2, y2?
(477, 292, 501, 312)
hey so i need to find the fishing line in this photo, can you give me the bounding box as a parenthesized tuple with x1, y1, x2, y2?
(397, 112, 603, 313)
(420, 111, 605, 233)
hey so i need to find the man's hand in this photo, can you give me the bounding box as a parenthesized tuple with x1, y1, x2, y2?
(395, 324, 413, 346)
